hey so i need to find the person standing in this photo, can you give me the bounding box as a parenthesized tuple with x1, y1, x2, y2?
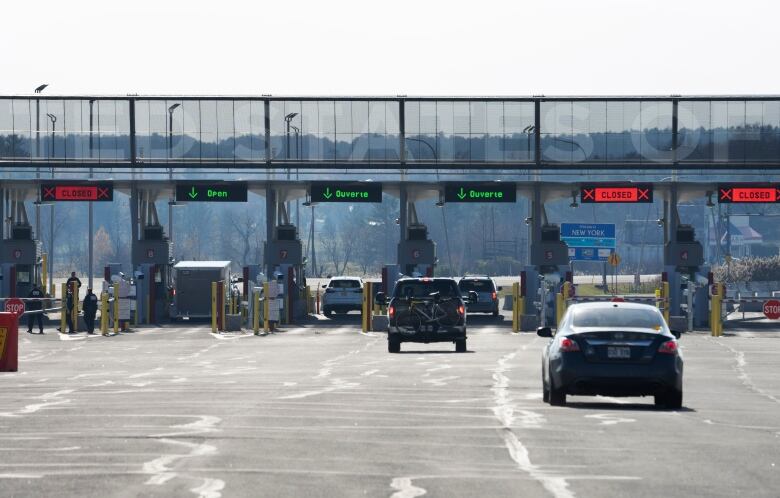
(66, 272, 82, 293)
(26, 283, 45, 334)
(83, 288, 99, 335)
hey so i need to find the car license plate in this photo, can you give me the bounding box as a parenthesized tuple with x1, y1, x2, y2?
(607, 347, 631, 359)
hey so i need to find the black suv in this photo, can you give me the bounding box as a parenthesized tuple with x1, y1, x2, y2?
(377, 277, 476, 353)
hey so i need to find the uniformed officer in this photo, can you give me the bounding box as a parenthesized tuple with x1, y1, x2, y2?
(66, 272, 82, 292)
(82, 288, 99, 335)
(26, 283, 45, 334)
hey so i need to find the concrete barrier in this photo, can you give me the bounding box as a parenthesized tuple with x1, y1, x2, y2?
(371, 315, 388, 331)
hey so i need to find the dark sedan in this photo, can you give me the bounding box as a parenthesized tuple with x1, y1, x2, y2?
(538, 302, 683, 409)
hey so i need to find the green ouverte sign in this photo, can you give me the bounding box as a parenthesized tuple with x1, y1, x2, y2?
(310, 183, 382, 203)
(443, 183, 516, 203)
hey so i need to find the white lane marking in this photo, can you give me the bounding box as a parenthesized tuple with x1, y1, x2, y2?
(502, 429, 575, 498)
(211, 332, 253, 340)
(0, 473, 43, 479)
(171, 378, 187, 383)
(716, 340, 780, 405)
(491, 345, 574, 498)
(58, 334, 85, 341)
(361, 369, 380, 377)
(280, 335, 379, 400)
(585, 414, 636, 426)
(178, 344, 219, 361)
(390, 476, 427, 497)
(422, 376, 460, 387)
(594, 396, 630, 405)
(144, 416, 224, 496)
(191, 477, 226, 498)
(283, 382, 298, 387)
(0, 446, 80, 452)
(0, 389, 75, 418)
(129, 367, 164, 379)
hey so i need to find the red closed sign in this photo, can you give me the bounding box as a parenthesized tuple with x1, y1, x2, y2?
(4, 298, 25, 317)
(763, 300, 780, 320)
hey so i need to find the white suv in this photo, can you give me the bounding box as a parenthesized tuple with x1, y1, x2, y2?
(322, 277, 364, 316)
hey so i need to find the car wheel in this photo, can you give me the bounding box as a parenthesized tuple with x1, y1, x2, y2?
(548, 377, 566, 406)
(542, 378, 550, 403)
(388, 338, 401, 353)
(323, 308, 332, 317)
(455, 339, 467, 353)
(492, 308, 499, 317)
(657, 389, 683, 410)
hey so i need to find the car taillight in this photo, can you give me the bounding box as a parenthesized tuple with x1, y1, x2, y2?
(458, 304, 465, 316)
(658, 340, 678, 355)
(388, 305, 395, 319)
(559, 337, 580, 352)
(491, 291, 497, 300)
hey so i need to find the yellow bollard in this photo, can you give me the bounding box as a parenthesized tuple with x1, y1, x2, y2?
(221, 281, 226, 332)
(253, 289, 260, 335)
(305, 285, 311, 315)
(561, 282, 571, 317)
(662, 282, 670, 324)
(512, 282, 520, 332)
(70, 282, 79, 333)
(712, 283, 724, 337)
(361, 282, 370, 333)
(263, 281, 270, 332)
(41, 253, 47, 290)
(60, 283, 67, 333)
(555, 291, 565, 327)
(100, 291, 109, 336)
(113, 283, 119, 334)
(211, 281, 217, 333)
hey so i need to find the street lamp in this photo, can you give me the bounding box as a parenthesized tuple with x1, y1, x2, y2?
(46, 112, 57, 294)
(284, 113, 298, 225)
(33, 85, 48, 276)
(167, 103, 181, 254)
(88, 99, 96, 288)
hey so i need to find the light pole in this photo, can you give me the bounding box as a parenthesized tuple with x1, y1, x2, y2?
(46, 112, 57, 293)
(404, 137, 454, 276)
(167, 103, 180, 250)
(284, 113, 298, 225)
(34, 85, 47, 270)
(88, 99, 96, 288)
(290, 124, 301, 228)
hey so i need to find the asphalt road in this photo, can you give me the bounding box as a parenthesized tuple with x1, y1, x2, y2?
(1, 312, 779, 498)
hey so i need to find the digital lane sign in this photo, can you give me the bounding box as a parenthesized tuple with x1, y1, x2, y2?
(718, 184, 780, 203)
(175, 182, 248, 202)
(443, 183, 516, 203)
(310, 183, 382, 203)
(41, 183, 113, 202)
(580, 184, 653, 203)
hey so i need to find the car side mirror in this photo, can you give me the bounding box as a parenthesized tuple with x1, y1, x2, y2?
(497, 286, 503, 291)
(536, 326, 553, 338)
(321, 284, 327, 289)
(468, 291, 478, 303)
(375, 292, 386, 305)
(670, 330, 682, 339)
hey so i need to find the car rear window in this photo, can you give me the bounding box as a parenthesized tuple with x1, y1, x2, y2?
(329, 279, 361, 289)
(394, 280, 460, 298)
(459, 279, 494, 292)
(571, 307, 664, 329)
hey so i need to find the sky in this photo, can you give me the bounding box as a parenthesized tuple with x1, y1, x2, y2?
(2, 0, 778, 96)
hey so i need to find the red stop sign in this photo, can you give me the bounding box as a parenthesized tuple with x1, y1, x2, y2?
(5, 298, 25, 317)
(763, 300, 780, 320)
